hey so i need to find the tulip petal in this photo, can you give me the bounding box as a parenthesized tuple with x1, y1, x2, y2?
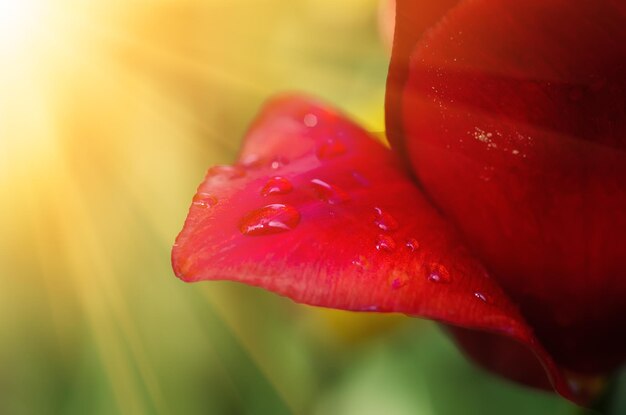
(386, 0, 460, 160)
(388, 0, 626, 389)
(172, 95, 582, 403)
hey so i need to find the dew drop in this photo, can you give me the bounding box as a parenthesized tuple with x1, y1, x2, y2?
(261, 176, 293, 196)
(192, 193, 218, 208)
(310, 179, 350, 204)
(352, 255, 370, 271)
(376, 234, 396, 252)
(239, 204, 300, 236)
(474, 292, 490, 303)
(427, 263, 451, 284)
(405, 238, 420, 251)
(373, 207, 399, 231)
(270, 156, 290, 170)
(303, 113, 318, 127)
(206, 165, 246, 180)
(316, 139, 347, 160)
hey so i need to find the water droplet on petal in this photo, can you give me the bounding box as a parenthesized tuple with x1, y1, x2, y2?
(303, 113, 318, 127)
(310, 179, 350, 204)
(376, 234, 396, 252)
(427, 263, 451, 283)
(405, 238, 420, 251)
(206, 165, 246, 181)
(270, 156, 290, 170)
(261, 176, 293, 196)
(192, 193, 218, 208)
(389, 270, 410, 289)
(373, 207, 399, 231)
(474, 292, 490, 303)
(316, 139, 347, 160)
(239, 204, 300, 236)
(352, 255, 370, 271)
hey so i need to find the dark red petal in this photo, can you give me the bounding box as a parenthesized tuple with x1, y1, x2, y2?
(172, 95, 582, 403)
(385, 0, 460, 159)
(391, 0, 626, 378)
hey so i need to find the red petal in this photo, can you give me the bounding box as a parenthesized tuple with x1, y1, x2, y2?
(172, 95, 583, 403)
(386, 0, 460, 159)
(390, 0, 626, 379)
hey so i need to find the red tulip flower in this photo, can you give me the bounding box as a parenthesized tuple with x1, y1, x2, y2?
(172, 0, 626, 405)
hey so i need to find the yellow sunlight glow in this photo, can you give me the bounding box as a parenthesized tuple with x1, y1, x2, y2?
(0, 0, 42, 55)
(0, 0, 55, 177)
(0, 1, 389, 413)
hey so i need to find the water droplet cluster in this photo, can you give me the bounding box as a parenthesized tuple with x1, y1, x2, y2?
(194, 112, 496, 305)
(235, 120, 353, 238)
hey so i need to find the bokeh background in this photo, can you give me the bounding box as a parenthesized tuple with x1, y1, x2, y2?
(0, 0, 605, 414)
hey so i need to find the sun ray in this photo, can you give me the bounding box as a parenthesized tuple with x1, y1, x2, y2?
(52, 160, 171, 414)
(0, 0, 390, 413)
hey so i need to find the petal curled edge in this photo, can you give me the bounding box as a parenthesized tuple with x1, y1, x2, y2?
(385, 0, 460, 160)
(172, 95, 581, 403)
